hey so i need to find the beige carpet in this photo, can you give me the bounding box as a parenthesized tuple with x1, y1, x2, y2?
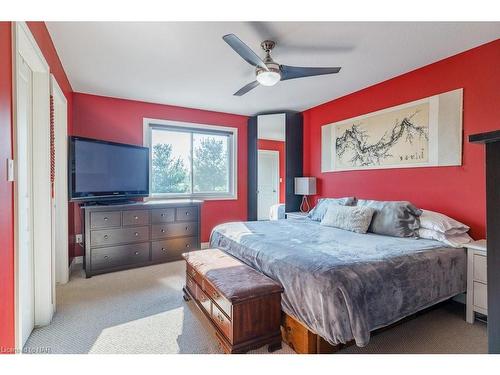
(24, 261, 486, 354)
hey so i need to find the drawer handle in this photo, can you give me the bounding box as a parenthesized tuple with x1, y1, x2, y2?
(185, 212, 190, 216)
(104, 255, 109, 259)
(212, 291, 220, 299)
(185, 244, 191, 248)
(160, 213, 165, 217)
(134, 216, 138, 220)
(134, 232, 139, 237)
(161, 229, 166, 233)
(185, 226, 189, 231)
(104, 217, 108, 221)
(134, 251, 139, 255)
(216, 313, 224, 323)
(161, 247, 167, 252)
(103, 235, 109, 239)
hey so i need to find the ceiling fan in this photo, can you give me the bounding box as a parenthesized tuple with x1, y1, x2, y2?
(223, 33, 341, 96)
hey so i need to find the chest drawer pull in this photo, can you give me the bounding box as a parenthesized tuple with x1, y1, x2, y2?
(104, 235, 109, 239)
(104, 217, 109, 221)
(160, 213, 165, 217)
(134, 251, 139, 255)
(104, 255, 109, 259)
(186, 244, 191, 248)
(185, 226, 189, 231)
(134, 216, 138, 220)
(134, 232, 139, 236)
(216, 313, 224, 323)
(161, 229, 166, 233)
(161, 247, 167, 252)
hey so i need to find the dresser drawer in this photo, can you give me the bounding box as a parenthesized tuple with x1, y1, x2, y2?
(473, 281, 487, 310)
(151, 222, 198, 240)
(91, 242, 150, 271)
(151, 208, 175, 223)
(91, 226, 150, 247)
(203, 280, 232, 319)
(473, 254, 487, 283)
(90, 211, 121, 229)
(212, 303, 232, 341)
(152, 237, 198, 262)
(122, 210, 149, 226)
(176, 206, 198, 221)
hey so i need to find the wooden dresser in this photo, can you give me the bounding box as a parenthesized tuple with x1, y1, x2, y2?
(183, 249, 283, 353)
(82, 199, 202, 278)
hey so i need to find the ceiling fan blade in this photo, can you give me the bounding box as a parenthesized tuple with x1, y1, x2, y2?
(233, 81, 260, 96)
(223, 34, 268, 71)
(280, 65, 341, 81)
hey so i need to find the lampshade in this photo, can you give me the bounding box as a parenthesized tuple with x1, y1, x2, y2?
(294, 177, 316, 196)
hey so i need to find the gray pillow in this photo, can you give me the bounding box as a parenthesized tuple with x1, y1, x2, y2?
(320, 205, 375, 234)
(356, 199, 422, 238)
(307, 197, 357, 222)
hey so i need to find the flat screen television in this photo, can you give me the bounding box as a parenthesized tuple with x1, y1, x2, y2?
(69, 136, 149, 201)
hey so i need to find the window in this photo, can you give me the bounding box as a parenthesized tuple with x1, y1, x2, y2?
(144, 119, 237, 199)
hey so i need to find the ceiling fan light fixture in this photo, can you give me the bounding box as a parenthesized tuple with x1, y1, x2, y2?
(256, 69, 281, 86)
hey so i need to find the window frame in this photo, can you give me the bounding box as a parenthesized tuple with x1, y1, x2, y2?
(143, 118, 238, 200)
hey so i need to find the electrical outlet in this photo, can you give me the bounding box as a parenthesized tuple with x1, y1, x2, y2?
(75, 234, 83, 244)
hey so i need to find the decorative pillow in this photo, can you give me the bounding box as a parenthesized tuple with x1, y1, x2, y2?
(418, 228, 473, 248)
(419, 209, 469, 235)
(307, 197, 357, 222)
(320, 205, 375, 234)
(356, 199, 422, 238)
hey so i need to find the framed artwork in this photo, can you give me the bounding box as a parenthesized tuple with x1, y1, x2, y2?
(321, 88, 463, 172)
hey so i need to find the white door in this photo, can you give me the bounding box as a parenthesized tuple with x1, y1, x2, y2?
(257, 150, 279, 220)
(52, 77, 69, 285)
(16, 58, 35, 347)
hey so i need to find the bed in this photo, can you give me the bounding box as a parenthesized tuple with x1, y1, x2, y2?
(210, 219, 466, 348)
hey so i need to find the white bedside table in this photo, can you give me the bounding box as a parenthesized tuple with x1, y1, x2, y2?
(285, 212, 309, 220)
(466, 239, 487, 323)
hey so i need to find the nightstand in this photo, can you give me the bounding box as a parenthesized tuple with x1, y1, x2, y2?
(466, 239, 487, 323)
(285, 212, 309, 220)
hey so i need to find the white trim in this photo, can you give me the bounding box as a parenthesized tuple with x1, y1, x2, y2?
(51, 75, 69, 286)
(143, 118, 238, 200)
(13, 22, 53, 350)
(200, 242, 210, 249)
(69, 256, 83, 273)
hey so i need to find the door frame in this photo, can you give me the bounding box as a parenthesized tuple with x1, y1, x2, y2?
(257, 149, 280, 220)
(51, 75, 69, 285)
(12, 21, 54, 349)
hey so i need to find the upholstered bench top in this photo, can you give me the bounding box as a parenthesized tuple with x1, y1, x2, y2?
(182, 249, 283, 304)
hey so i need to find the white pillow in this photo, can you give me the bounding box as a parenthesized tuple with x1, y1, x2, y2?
(418, 228, 473, 248)
(420, 209, 469, 235)
(320, 205, 375, 234)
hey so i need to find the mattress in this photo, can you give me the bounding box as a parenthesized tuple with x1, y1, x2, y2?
(210, 219, 466, 347)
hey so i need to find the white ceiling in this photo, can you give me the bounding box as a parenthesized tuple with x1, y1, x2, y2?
(46, 22, 499, 116)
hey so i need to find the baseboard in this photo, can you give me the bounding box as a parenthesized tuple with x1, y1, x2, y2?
(452, 293, 466, 305)
(70, 256, 83, 272)
(201, 242, 210, 249)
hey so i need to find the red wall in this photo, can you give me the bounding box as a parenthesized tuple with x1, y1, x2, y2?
(0, 21, 15, 352)
(0, 22, 73, 351)
(303, 39, 500, 239)
(258, 139, 286, 203)
(71, 93, 249, 254)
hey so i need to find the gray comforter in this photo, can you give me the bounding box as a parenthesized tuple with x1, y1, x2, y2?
(210, 219, 466, 347)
